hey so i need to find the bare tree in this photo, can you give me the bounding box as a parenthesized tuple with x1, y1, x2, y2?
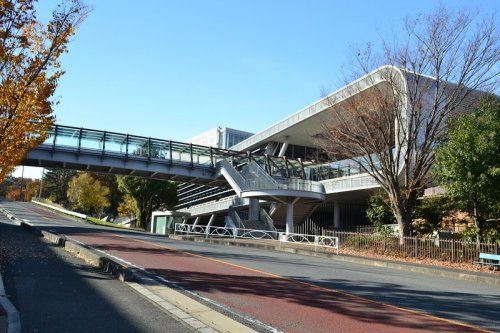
(317, 7, 499, 238)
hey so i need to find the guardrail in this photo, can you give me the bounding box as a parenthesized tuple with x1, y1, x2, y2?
(174, 223, 338, 253)
(31, 199, 87, 219)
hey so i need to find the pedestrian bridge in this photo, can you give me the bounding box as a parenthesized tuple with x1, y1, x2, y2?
(25, 125, 237, 186)
(23, 125, 325, 201)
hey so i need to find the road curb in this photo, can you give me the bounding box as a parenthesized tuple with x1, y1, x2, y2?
(3, 211, 258, 333)
(0, 207, 22, 333)
(171, 235, 500, 286)
(19, 221, 133, 282)
(32, 226, 256, 332)
(0, 207, 21, 226)
(0, 271, 21, 333)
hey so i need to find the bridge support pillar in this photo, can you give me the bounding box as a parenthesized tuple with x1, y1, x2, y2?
(285, 203, 294, 235)
(278, 140, 289, 157)
(249, 199, 259, 221)
(206, 214, 216, 237)
(193, 216, 200, 226)
(334, 201, 340, 229)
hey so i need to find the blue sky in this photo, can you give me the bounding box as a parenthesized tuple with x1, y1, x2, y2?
(15, 0, 498, 178)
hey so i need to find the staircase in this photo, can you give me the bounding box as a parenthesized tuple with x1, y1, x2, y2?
(217, 157, 325, 232)
(241, 219, 270, 230)
(217, 159, 325, 199)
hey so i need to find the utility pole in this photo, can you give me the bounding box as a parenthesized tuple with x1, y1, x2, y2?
(38, 168, 45, 199)
(20, 165, 25, 201)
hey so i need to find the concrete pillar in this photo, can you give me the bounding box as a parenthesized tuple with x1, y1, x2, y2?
(206, 214, 216, 237)
(150, 217, 155, 233)
(333, 201, 340, 229)
(248, 198, 260, 221)
(207, 214, 215, 227)
(193, 216, 200, 226)
(285, 203, 294, 235)
(278, 141, 289, 157)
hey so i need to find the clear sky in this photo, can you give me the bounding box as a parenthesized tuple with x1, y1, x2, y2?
(14, 0, 499, 178)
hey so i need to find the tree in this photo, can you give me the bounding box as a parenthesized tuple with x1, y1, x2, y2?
(434, 97, 500, 244)
(67, 172, 109, 214)
(117, 194, 138, 219)
(366, 191, 396, 228)
(24, 178, 40, 201)
(42, 168, 76, 205)
(0, 0, 89, 182)
(413, 195, 452, 236)
(317, 7, 499, 240)
(89, 173, 123, 216)
(117, 176, 177, 229)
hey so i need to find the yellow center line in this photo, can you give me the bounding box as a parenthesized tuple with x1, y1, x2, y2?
(106, 233, 493, 333)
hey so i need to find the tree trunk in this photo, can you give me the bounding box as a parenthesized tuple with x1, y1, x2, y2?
(473, 207, 484, 252)
(390, 195, 415, 245)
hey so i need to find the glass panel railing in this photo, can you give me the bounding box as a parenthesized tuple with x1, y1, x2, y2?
(80, 129, 104, 150)
(104, 132, 127, 155)
(37, 125, 325, 175)
(127, 135, 148, 157)
(55, 126, 81, 148)
(149, 138, 169, 159)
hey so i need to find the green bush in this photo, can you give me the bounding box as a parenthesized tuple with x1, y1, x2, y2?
(412, 196, 452, 236)
(366, 191, 395, 231)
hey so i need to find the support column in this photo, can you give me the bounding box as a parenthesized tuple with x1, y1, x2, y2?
(278, 141, 289, 157)
(248, 198, 260, 221)
(285, 203, 294, 235)
(193, 216, 200, 226)
(206, 214, 215, 227)
(150, 216, 155, 233)
(333, 201, 340, 229)
(206, 214, 216, 237)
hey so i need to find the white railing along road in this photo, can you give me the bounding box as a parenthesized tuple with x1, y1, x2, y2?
(174, 223, 339, 254)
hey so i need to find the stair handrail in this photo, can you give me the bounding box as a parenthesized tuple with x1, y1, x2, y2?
(259, 208, 277, 231)
(217, 159, 248, 191)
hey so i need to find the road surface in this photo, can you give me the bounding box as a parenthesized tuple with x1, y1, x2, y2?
(2, 201, 499, 333)
(0, 213, 193, 333)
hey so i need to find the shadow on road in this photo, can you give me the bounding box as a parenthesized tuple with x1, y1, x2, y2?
(0, 220, 182, 333)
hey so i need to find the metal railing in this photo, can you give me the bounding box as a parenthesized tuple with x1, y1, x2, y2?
(177, 195, 249, 216)
(320, 173, 379, 193)
(39, 125, 252, 169)
(219, 159, 325, 195)
(324, 230, 499, 263)
(174, 223, 339, 253)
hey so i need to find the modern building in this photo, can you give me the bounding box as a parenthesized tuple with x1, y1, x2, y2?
(187, 127, 254, 149)
(25, 65, 469, 236)
(173, 66, 411, 234)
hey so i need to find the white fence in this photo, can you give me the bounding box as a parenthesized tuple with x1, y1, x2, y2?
(174, 223, 339, 254)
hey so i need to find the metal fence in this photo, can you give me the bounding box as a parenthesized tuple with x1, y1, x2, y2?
(174, 223, 339, 253)
(324, 230, 499, 263)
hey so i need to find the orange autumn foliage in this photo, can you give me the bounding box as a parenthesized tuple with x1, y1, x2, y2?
(0, 0, 89, 182)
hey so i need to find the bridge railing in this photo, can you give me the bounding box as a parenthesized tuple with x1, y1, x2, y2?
(38, 125, 320, 177)
(174, 223, 339, 253)
(40, 125, 250, 169)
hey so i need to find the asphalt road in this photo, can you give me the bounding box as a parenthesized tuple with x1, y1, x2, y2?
(2, 201, 499, 332)
(0, 212, 193, 333)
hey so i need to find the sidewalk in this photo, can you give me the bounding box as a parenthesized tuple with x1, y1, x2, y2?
(170, 234, 500, 286)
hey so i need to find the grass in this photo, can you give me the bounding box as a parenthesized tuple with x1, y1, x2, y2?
(86, 216, 144, 231)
